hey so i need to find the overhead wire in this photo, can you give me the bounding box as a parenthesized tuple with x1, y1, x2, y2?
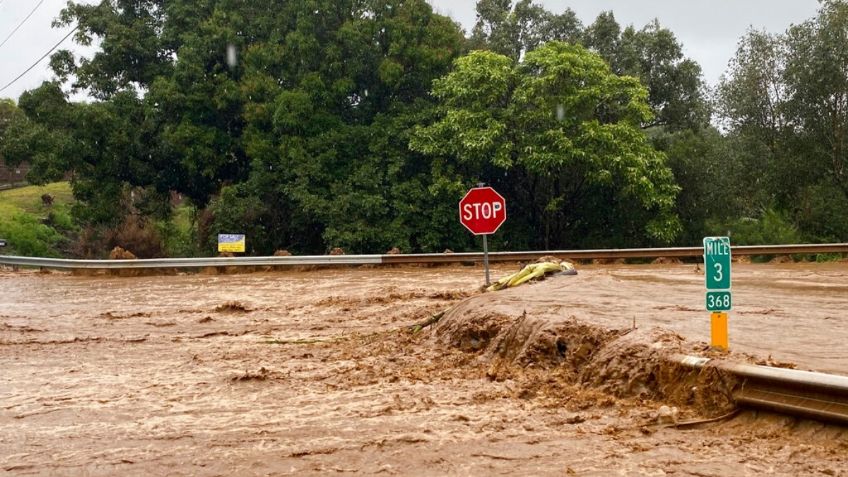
(0, 25, 78, 94)
(0, 0, 46, 49)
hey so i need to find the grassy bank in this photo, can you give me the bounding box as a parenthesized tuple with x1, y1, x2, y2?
(0, 183, 199, 258)
(0, 183, 75, 257)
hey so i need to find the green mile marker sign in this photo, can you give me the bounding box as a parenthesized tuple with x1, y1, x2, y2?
(703, 236, 732, 312)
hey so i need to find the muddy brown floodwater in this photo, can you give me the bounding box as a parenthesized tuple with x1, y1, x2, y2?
(1, 262, 847, 476)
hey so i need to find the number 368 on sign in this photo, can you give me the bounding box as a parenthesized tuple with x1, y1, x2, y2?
(706, 291, 732, 312)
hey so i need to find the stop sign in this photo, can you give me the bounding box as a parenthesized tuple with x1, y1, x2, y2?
(459, 187, 507, 235)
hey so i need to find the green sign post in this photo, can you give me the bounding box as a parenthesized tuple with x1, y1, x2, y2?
(703, 236, 732, 350)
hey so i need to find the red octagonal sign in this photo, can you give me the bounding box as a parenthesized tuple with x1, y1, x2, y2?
(459, 187, 507, 235)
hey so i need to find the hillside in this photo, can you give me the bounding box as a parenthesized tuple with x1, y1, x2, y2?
(0, 182, 74, 257)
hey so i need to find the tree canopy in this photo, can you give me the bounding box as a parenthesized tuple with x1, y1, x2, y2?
(3, 0, 847, 258)
(412, 43, 681, 247)
(717, 0, 848, 242)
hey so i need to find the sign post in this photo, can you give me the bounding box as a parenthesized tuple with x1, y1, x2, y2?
(459, 186, 507, 286)
(482, 235, 490, 285)
(703, 236, 732, 350)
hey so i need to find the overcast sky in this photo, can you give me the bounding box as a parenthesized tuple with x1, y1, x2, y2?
(429, 0, 821, 86)
(0, 0, 822, 102)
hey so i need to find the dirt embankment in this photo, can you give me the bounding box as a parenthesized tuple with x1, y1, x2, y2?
(432, 288, 736, 419)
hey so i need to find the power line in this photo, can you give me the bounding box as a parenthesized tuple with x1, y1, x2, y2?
(0, 26, 78, 94)
(0, 0, 46, 49)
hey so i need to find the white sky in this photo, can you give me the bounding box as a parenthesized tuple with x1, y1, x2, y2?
(0, 0, 822, 102)
(0, 0, 96, 101)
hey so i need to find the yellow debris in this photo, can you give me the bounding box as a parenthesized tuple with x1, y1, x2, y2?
(487, 261, 576, 292)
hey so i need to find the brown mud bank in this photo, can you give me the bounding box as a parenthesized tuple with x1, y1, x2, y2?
(433, 299, 735, 422)
(429, 273, 839, 422)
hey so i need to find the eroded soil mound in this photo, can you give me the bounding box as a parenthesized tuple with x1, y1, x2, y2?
(433, 297, 736, 416)
(109, 246, 137, 260)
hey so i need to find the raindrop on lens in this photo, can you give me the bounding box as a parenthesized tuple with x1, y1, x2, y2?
(227, 44, 238, 69)
(556, 104, 565, 121)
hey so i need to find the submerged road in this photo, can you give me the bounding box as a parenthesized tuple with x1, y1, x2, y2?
(1, 262, 845, 373)
(1, 262, 847, 475)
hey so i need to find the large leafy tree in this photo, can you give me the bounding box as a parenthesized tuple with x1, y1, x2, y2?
(469, 3, 709, 132)
(412, 43, 681, 248)
(716, 29, 788, 214)
(3, 82, 164, 226)
(11, 0, 465, 254)
(232, 0, 466, 253)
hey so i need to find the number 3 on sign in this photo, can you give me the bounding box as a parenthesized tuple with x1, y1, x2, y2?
(713, 263, 723, 283)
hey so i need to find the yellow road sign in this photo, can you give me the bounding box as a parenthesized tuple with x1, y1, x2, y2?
(217, 234, 245, 253)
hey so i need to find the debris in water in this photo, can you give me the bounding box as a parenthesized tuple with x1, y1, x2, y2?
(214, 301, 252, 313)
(231, 367, 269, 381)
(654, 405, 679, 424)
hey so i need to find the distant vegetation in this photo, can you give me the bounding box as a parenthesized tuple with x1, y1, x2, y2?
(0, 183, 74, 257)
(1, 0, 846, 258)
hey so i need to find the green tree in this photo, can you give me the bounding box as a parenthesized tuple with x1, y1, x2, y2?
(716, 29, 788, 213)
(0, 99, 27, 171)
(469, 4, 709, 132)
(583, 11, 620, 61)
(717, 0, 848, 242)
(412, 43, 681, 248)
(0, 99, 22, 135)
(194, 0, 465, 254)
(784, 0, 848, 204)
(586, 13, 708, 131)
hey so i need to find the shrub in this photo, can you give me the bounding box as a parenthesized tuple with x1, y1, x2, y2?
(708, 209, 802, 246)
(44, 205, 76, 233)
(71, 226, 106, 259)
(203, 185, 268, 255)
(795, 184, 848, 242)
(158, 216, 198, 258)
(0, 213, 64, 257)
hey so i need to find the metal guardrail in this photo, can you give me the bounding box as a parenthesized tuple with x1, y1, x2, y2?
(384, 243, 848, 263)
(674, 355, 848, 425)
(0, 243, 846, 270)
(0, 254, 383, 269)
